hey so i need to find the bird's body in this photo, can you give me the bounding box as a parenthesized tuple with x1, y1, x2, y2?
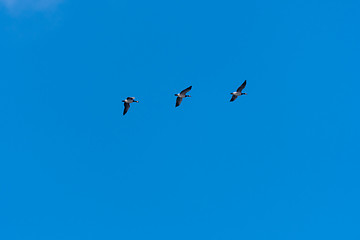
(123, 97, 135, 103)
(231, 91, 242, 96)
(122, 97, 139, 115)
(175, 86, 192, 107)
(230, 80, 247, 102)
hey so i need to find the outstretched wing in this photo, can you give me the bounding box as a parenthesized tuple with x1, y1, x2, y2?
(123, 102, 130, 115)
(127, 97, 135, 100)
(180, 86, 192, 95)
(237, 80, 247, 92)
(175, 97, 182, 107)
(230, 95, 238, 102)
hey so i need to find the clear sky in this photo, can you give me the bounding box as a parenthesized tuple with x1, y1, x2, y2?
(0, 0, 359, 239)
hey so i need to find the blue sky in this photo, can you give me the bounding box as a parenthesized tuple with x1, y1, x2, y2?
(0, 0, 359, 239)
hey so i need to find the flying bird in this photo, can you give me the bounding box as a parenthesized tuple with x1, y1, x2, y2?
(230, 80, 247, 102)
(175, 86, 192, 107)
(122, 97, 139, 115)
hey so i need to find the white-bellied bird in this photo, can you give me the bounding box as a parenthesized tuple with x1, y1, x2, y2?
(174, 86, 192, 107)
(230, 80, 247, 102)
(122, 97, 139, 115)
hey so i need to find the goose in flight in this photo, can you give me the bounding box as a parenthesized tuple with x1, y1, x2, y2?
(122, 97, 139, 115)
(230, 80, 247, 102)
(175, 86, 192, 107)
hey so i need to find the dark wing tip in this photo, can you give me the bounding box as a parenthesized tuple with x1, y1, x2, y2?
(123, 102, 130, 115)
(230, 95, 237, 102)
(237, 80, 247, 92)
(180, 86, 192, 94)
(175, 97, 182, 107)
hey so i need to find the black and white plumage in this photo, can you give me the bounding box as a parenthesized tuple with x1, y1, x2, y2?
(122, 97, 139, 115)
(174, 86, 192, 107)
(230, 80, 247, 102)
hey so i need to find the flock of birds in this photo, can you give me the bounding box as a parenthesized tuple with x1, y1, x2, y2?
(122, 80, 248, 115)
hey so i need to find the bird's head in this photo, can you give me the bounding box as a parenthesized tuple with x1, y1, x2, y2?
(186, 95, 191, 97)
(242, 93, 247, 95)
(134, 100, 139, 103)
